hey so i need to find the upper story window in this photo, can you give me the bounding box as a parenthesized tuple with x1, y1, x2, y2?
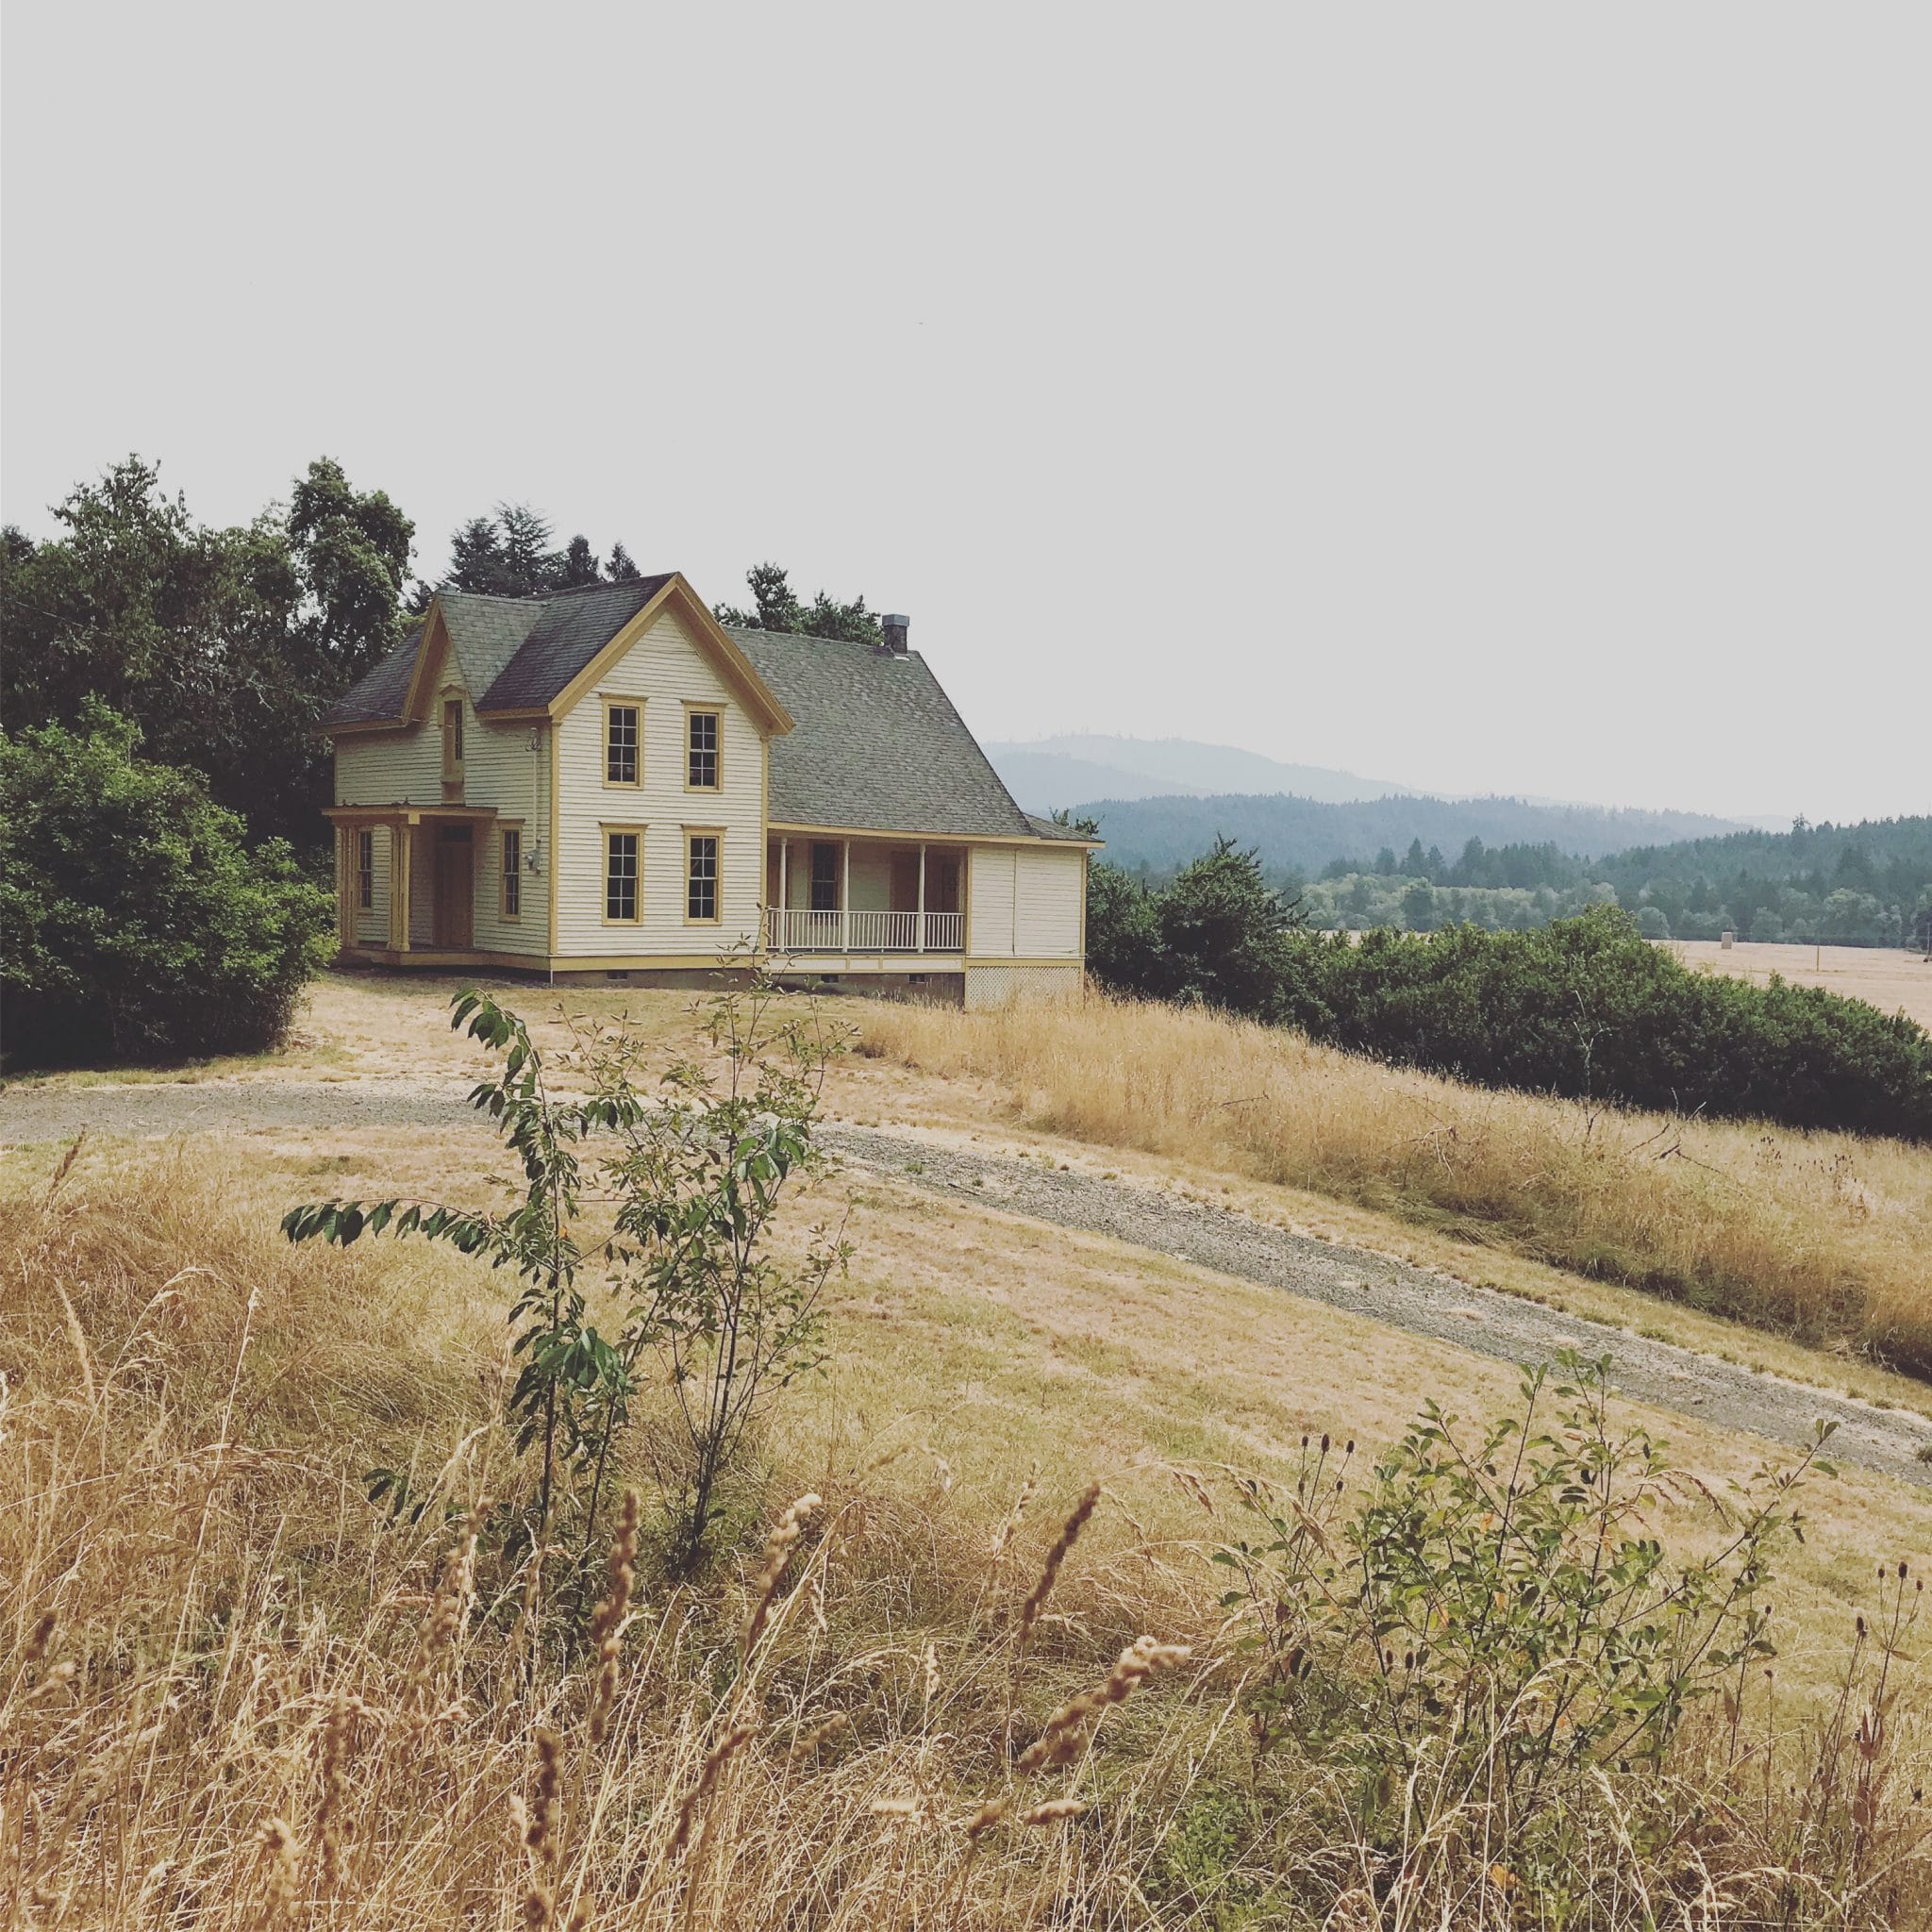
(605, 701, 641, 786)
(501, 828, 522, 918)
(686, 708, 721, 790)
(357, 830, 374, 909)
(441, 698, 465, 783)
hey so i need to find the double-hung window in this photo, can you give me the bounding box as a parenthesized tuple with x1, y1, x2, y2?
(357, 830, 374, 909)
(686, 708, 720, 791)
(501, 829, 522, 918)
(687, 833, 720, 923)
(605, 830, 641, 923)
(605, 702, 641, 786)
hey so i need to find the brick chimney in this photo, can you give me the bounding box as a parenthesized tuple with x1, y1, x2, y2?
(880, 613, 909, 656)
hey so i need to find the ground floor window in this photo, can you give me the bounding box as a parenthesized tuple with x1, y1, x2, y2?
(605, 831, 640, 922)
(809, 841, 839, 912)
(501, 829, 522, 917)
(357, 830, 374, 909)
(687, 834, 719, 922)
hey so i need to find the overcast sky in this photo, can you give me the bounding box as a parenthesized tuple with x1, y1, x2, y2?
(4, 5, 1925, 824)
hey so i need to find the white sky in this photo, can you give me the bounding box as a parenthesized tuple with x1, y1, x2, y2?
(4, 4, 1926, 824)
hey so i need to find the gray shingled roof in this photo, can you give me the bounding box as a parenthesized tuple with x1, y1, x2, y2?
(322, 620, 425, 727)
(323, 584, 1081, 847)
(441, 592, 547, 699)
(1024, 812, 1092, 842)
(730, 627, 1040, 840)
(476, 576, 672, 712)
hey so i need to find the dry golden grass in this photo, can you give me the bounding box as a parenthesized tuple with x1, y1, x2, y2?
(5, 1124, 1932, 1924)
(9, 971, 1932, 1924)
(852, 991, 1932, 1375)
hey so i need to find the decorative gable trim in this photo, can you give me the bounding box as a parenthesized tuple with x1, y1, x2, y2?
(483, 575, 794, 738)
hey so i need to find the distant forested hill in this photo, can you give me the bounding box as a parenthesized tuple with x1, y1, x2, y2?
(1275, 812, 1930, 948)
(1084, 791, 1747, 875)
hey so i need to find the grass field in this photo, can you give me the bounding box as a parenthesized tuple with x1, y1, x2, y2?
(5, 972, 1931, 1925)
(1669, 939, 1932, 1031)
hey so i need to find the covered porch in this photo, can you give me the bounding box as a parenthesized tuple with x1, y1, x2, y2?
(765, 833, 965, 958)
(325, 804, 498, 962)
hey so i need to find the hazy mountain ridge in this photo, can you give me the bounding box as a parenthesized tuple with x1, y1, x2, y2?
(986, 735, 1414, 807)
(1075, 790, 1756, 874)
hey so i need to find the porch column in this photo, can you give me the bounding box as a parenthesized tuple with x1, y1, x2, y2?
(390, 818, 412, 953)
(776, 838, 789, 948)
(841, 840, 852, 953)
(917, 843, 926, 954)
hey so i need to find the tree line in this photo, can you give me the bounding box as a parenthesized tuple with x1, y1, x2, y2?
(1305, 820, 1932, 949)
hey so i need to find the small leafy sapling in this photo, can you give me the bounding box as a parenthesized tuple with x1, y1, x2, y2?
(282, 964, 851, 1583)
(591, 963, 853, 1574)
(284, 990, 641, 1541)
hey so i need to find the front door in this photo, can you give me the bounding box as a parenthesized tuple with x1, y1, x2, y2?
(433, 824, 474, 949)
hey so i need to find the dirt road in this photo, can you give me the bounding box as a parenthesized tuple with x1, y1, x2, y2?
(6, 1075, 1926, 1486)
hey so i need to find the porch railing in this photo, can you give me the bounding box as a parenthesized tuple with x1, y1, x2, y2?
(766, 908, 964, 954)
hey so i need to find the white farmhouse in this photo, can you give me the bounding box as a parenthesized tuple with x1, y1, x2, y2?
(322, 574, 1095, 1006)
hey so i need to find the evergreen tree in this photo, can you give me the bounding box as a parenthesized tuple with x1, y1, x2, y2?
(558, 534, 601, 587)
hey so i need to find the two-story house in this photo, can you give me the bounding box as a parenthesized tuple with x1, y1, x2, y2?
(321, 573, 1095, 1006)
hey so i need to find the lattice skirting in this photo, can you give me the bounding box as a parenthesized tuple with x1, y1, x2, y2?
(962, 964, 1084, 1010)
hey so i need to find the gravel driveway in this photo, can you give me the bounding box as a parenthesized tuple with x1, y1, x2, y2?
(7, 1076, 1928, 1488)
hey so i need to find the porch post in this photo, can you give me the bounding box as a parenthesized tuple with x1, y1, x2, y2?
(391, 818, 412, 953)
(841, 840, 852, 953)
(776, 838, 789, 947)
(917, 843, 926, 954)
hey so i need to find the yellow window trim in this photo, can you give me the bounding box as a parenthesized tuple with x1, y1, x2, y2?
(682, 700, 723, 793)
(601, 696, 643, 789)
(683, 826, 724, 925)
(601, 824, 646, 926)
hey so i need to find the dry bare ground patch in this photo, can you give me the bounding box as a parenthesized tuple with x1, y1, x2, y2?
(853, 991, 1932, 1377)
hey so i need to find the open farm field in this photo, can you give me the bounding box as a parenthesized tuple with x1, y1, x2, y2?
(1669, 939, 1932, 1031)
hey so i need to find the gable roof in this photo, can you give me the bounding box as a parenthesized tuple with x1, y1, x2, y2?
(474, 577, 673, 712)
(321, 574, 782, 733)
(324, 620, 428, 727)
(729, 627, 1045, 841)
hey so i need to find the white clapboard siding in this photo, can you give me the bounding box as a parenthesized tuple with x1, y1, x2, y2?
(1013, 848, 1084, 957)
(968, 848, 1017, 955)
(466, 715, 547, 957)
(335, 725, 441, 806)
(554, 607, 765, 957)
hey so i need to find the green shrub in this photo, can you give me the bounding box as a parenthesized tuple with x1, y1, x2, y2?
(1286, 908, 1932, 1140)
(1087, 846, 1932, 1139)
(0, 703, 333, 1068)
